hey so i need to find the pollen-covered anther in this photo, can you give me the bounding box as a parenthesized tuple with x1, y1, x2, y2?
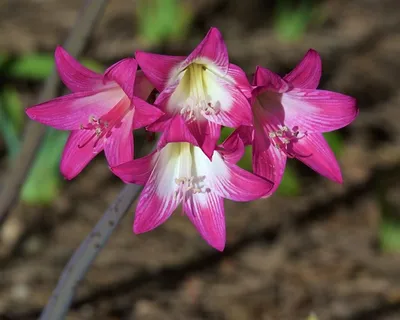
(268, 125, 306, 155)
(174, 175, 208, 199)
(202, 101, 220, 116)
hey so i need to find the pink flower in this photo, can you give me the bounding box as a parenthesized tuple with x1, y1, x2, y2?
(135, 27, 252, 158)
(26, 46, 163, 179)
(111, 135, 273, 251)
(235, 49, 358, 193)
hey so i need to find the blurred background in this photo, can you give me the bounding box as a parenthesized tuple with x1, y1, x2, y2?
(0, 0, 400, 319)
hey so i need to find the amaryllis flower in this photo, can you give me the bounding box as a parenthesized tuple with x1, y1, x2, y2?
(111, 135, 273, 251)
(235, 49, 358, 193)
(135, 27, 252, 158)
(26, 46, 163, 179)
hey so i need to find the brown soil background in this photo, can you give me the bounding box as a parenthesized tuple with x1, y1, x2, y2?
(1, 0, 400, 319)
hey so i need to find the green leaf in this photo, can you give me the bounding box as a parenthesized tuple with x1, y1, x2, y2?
(379, 213, 400, 253)
(0, 87, 23, 158)
(277, 164, 301, 196)
(219, 127, 235, 144)
(20, 129, 68, 205)
(136, 0, 192, 45)
(274, 0, 316, 42)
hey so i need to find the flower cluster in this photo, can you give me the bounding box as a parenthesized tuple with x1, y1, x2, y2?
(26, 27, 358, 251)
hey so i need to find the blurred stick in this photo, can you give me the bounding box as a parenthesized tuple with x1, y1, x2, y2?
(0, 0, 109, 226)
(39, 183, 142, 320)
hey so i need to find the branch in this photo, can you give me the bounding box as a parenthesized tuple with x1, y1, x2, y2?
(39, 183, 142, 320)
(0, 0, 109, 226)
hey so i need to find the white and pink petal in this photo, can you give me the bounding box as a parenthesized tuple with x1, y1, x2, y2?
(25, 89, 123, 130)
(182, 27, 229, 75)
(135, 51, 185, 91)
(184, 192, 226, 251)
(281, 88, 358, 133)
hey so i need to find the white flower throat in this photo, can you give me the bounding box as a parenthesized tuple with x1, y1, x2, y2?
(173, 63, 221, 121)
(170, 143, 211, 200)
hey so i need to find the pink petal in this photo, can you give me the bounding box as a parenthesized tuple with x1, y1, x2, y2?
(227, 63, 252, 99)
(134, 70, 155, 100)
(182, 27, 229, 74)
(231, 126, 254, 146)
(186, 119, 220, 159)
(217, 130, 245, 164)
(60, 130, 104, 180)
(104, 58, 138, 100)
(211, 159, 274, 201)
(104, 109, 134, 167)
(135, 51, 185, 91)
(282, 88, 358, 133)
(132, 96, 164, 130)
(291, 133, 343, 183)
(25, 89, 122, 130)
(184, 192, 226, 251)
(54, 46, 103, 92)
(157, 115, 198, 149)
(253, 66, 290, 93)
(203, 79, 253, 127)
(252, 131, 287, 195)
(283, 49, 322, 89)
(111, 151, 155, 185)
(133, 160, 180, 233)
(203, 121, 221, 159)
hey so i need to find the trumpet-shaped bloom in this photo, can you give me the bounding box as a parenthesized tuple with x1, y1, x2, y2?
(112, 135, 273, 251)
(235, 49, 358, 193)
(26, 46, 163, 179)
(135, 27, 252, 158)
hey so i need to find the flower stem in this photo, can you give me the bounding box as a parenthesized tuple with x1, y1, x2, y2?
(39, 183, 142, 320)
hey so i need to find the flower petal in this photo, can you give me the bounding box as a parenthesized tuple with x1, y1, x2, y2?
(253, 66, 290, 93)
(203, 121, 221, 159)
(111, 151, 155, 185)
(157, 115, 198, 149)
(134, 70, 155, 100)
(282, 88, 358, 132)
(54, 46, 103, 92)
(283, 49, 322, 89)
(202, 73, 253, 127)
(231, 126, 254, 146)
(227, 63, 252, 98)
(184, 192, 226, 251)
(182, 27, 229, 74)
(185, 118, 220, 159)
(25, 89, 123, 130)
(132, 96, 164, 130)
(292, 133, 343, 183)
(202, 149, 274, 201)
(217, 130, 245, 164)
(104, 58, 138, 100)
(60, 130, 104, 180)
(133, 147, 181, 233)
(135, 51, 185, 91)
(104, 109, 134, 167)
(252, 131, 287, 195)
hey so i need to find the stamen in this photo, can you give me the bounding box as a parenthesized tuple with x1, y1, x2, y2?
(173, 175, 208, 199)
(268, 125, 307, 158)
(178, 64, 220, 122)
